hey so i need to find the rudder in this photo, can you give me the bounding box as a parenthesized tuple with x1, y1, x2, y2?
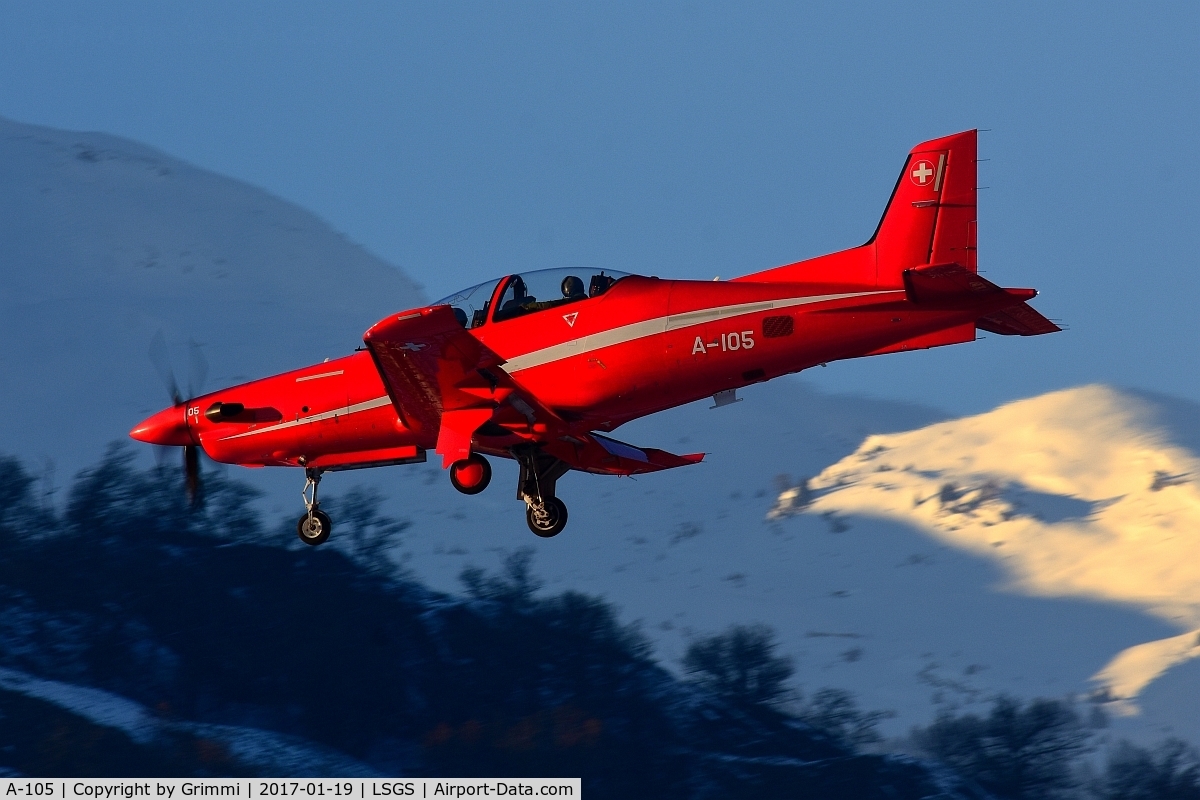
(871, 129, 977, 286)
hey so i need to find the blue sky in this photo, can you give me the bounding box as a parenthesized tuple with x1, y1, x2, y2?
(0, 2, 1196, 413)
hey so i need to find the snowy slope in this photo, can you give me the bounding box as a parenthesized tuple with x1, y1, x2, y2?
(0, 666, 379, 775)
(0, 115, 424, 479)
(775, 385, 1200, 738)
(377, 384, 1200, 747)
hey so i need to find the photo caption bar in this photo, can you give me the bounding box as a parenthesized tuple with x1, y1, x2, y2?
(0, 779, 580, 800)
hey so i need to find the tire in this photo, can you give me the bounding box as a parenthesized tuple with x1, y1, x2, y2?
(526, 497, 568, 538)
(297, 508, 332, 546)
(450, 454, 492, 495)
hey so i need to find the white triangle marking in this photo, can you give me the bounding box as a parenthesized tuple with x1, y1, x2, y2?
(563, 312, 578, 327)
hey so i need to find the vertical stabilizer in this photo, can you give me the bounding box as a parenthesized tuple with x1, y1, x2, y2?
(735, 130, 978, 288)
(872, 129, 977, 285)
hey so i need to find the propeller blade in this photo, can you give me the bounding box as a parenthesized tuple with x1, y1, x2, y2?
(188, 340, 209, 401)
(149, 330, 183, 406)
(184, 444, 202, 507)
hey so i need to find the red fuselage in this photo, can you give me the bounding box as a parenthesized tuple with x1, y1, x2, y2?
(132, 274, 989, 470)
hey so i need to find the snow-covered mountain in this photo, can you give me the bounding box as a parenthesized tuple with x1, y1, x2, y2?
(772, 385, 1200, 741)
(0, 115, 424, 478)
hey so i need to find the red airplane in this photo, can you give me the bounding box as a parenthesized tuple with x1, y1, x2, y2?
(131, 130, 1058, 543)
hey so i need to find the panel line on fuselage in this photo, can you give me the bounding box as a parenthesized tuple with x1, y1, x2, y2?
(500, 290, 897, 374)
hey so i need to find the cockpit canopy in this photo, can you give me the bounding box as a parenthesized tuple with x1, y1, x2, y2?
(434, 267, 631, 328)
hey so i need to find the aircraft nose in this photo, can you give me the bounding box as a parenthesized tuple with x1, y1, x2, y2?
(130, 405, 193, 446)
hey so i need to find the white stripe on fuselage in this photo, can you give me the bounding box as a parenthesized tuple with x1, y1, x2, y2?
(217, 290, 898, 443)
(295, 370, 344, 382)
(218, 395, 393, 441)
(500, 290, 898, 373)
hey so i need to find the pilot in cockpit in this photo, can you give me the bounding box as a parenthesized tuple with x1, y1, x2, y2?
(561, 275, 586, 301)
(465, 270, 615, 324)
(589, 273, 615, 297)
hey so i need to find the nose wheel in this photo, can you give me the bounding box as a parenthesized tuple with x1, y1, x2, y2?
(297, 508, 332, 545)
(296, 467, 333, 546)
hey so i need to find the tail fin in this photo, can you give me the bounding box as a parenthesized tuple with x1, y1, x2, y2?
(872, 129, 977, 284)
(735, 130, 978, 288)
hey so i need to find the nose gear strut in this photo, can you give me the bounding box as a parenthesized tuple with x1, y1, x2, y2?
(297, 466, 332, 546)
(512, 445, 570, 537)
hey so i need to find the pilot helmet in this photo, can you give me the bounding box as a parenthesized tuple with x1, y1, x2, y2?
(561, 275, 585, 299)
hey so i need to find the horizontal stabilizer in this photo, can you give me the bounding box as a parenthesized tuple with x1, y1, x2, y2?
(904, 263, 1005, 305)
(977, 304, 1062, 336)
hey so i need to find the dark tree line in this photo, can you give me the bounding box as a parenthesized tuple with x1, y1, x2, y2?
(910, 695, 1200, 799)
(0, 446, 1196, 798)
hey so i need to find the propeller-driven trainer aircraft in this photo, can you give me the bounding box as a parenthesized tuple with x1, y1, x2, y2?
(131, 130, 1058, 543)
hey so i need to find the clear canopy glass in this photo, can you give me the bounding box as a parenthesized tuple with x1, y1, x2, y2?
(435, 268, 632, 327)
(433, 276, 504, 328)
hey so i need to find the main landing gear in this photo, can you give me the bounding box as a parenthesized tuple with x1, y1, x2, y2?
(513, 446, 570, 538)
(449, 450, 569, 536)
(297, 467, 332, 546)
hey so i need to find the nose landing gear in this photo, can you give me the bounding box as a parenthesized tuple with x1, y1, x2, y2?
(513, 446, 570, 537)
(296, 467, 332, 546)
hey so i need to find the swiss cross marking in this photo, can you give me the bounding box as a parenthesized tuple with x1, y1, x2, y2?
(910, 160, 934, 186)
(399, 342, 427, 352)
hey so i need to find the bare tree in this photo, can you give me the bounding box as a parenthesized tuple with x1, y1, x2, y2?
(683, 624, 794, 708)
(1097, 738, 1200, 800)
(913, 696, 1092, 799)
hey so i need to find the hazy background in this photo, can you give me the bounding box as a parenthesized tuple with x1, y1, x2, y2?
(1, 2, 1196, 414)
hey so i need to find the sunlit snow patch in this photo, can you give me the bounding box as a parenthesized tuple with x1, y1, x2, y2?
(769, 385, 1200, 714)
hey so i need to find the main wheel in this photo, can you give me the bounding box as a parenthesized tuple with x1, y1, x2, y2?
(297, 508, 332, 546)
(450, 454, 492, 495)
(526, 497, 568, 538)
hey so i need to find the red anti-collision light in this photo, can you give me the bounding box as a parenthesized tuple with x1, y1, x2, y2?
(129, 405, 193, 446)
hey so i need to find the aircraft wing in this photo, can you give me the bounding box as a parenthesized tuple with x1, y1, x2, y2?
(365, 305, 706, 474)
(364, 305, 567, 467)
(541, 432, 704, 476)
(365, 305, 509, 466)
